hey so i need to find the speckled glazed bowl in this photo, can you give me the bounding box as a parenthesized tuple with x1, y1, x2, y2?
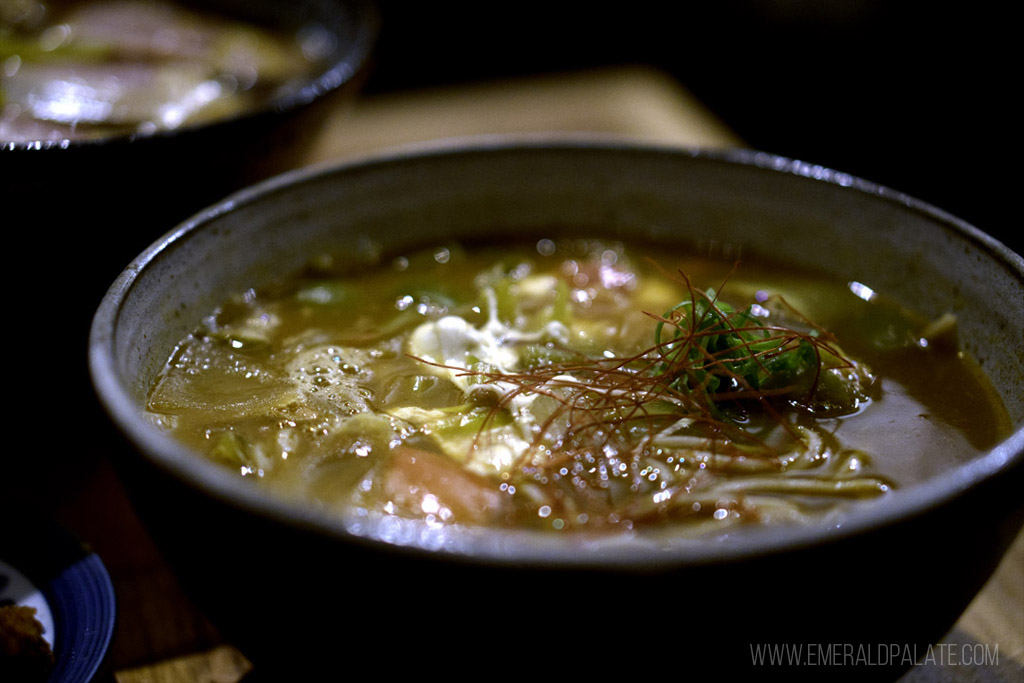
(89, 140, 1024, 680)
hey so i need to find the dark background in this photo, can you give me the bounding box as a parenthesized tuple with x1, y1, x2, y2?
(363, 1, 1017, 253)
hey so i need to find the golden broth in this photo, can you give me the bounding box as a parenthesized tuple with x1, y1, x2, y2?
(146, 238, 1011, 534)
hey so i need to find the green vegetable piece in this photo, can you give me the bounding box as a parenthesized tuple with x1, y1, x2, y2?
(406, 286, 458, 309)
(517, 343, 578, 369)
(489, 272, 570, 329)
(653, 288, 867, 416)
(210, 431, 250, 468)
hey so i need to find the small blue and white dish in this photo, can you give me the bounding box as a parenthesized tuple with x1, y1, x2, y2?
(1, 520, 117, 683)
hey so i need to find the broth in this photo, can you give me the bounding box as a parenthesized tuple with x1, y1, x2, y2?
(146, 238, 1011, 534)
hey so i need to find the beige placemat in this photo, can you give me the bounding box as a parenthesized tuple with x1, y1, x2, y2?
(302, 64, 742, 166)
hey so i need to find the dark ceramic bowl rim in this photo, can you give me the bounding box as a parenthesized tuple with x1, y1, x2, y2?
(1, 0, 379, 152)
(88, 137, 1024, 569)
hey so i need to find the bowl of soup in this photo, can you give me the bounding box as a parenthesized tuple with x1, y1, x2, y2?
(89, 139, 1024, 679)
(2, 0, 378, 306)
(3, 0, 377, 450)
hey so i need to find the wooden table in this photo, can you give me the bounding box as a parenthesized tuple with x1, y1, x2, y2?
(36, 66, 1024, 681)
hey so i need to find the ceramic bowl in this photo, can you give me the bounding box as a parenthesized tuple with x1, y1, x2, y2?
(2, 0, 378, 311)
(89, 140, 1024, 679)
(3, 0, 378, 466)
